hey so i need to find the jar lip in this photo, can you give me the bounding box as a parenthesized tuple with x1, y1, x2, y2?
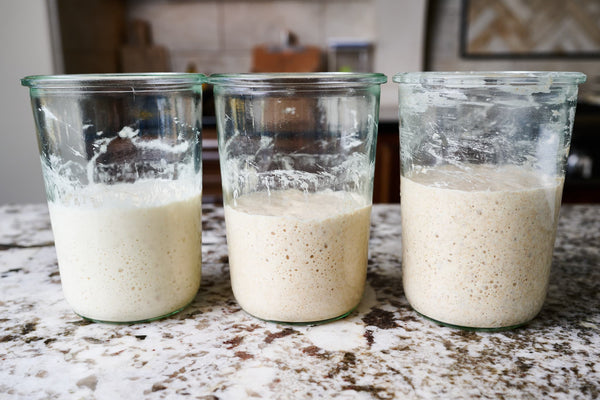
(392, 71, 587, 85)
(208, 72, 387, 87)
(21, 73, 207, 88)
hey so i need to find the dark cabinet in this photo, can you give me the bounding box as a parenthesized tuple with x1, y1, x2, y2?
(563, 102, 600, 203)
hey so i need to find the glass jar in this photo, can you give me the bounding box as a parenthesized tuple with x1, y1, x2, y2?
(22, 73, 206, 323)
(210, 73, 387, 324)
(393, 71, 586, 330)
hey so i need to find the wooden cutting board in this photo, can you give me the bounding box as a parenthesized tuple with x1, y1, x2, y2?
(120, 20, 169, 72)
(252, 45, 324, 73)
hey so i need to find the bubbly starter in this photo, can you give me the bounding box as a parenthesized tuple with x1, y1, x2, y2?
(225, 189, 371, 323)
(49, 180, 202, 322)
(401, 165, 563, 328)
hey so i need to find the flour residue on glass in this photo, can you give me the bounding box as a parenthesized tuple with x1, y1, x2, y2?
(41, 121, 198, 206)
(221, 128, 374, 206)
(398, 78, 579, 178)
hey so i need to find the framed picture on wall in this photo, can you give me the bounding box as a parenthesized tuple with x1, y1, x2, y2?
(460, 0, 600, 58)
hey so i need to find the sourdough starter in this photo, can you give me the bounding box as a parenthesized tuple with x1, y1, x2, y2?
(401, 165, 563, 328)
(224, 189, 371, 323)
(49, 181, 202, 322)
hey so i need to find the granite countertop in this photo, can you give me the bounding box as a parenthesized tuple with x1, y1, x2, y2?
(1, 203, 599, 399)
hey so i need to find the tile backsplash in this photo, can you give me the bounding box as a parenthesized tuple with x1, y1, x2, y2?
(126, 0, 376, 74)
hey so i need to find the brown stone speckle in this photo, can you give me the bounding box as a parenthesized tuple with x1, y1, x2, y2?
(364, 329, 374, 347)
(341, 384, 394, 400)
(326, 352, 356, 378)
(362, 308, 398, 329)
(151, 383, 166, 392)
(76, 375, 98, 391)
(224, 335, 243, 349)
(264, 328, 296, 344)
(235, 351, 254, 360)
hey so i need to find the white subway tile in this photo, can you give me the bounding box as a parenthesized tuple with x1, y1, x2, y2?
(222, 1, 324, 50)
(127, 0, 220, 52)
(324, 0, 376, 41)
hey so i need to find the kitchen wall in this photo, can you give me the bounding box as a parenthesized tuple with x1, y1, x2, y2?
(127, 0, 376, 74)
(0, 1, 54, 204)
(126, 0, 427, 119)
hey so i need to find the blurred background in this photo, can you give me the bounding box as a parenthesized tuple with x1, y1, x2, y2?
(2, 0, 599, 204)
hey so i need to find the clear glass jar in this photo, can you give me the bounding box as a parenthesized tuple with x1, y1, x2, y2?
(210, 73, 387, 324)
(22, 73, 206, 323)
(393, 71, 586, 330)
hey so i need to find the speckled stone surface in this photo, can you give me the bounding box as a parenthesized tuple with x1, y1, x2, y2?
(0, 203, 599, 399)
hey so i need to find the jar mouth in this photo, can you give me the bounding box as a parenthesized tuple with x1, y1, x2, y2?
(209, 72, 387, 87)
(21, 73, 207, 90)
(392, 71, 587, 86)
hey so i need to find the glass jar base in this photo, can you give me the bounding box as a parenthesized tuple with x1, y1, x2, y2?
(75, 299, 195, 325)
(242, 306, 358, 326)
(414, 310, 529, 332)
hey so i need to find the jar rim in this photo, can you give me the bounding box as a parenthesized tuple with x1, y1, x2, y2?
(21, 73, 207, 89)
(392, 71, 587, 85)
(208, 72, 387, 87)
